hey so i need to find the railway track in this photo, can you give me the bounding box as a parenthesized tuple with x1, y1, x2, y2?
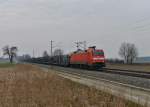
(30, 62, 150, 88)
(30, 61, 150, 79)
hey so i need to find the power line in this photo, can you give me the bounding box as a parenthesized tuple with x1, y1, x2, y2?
(75, 41, 87, 51)
(83, 41, 87, 50)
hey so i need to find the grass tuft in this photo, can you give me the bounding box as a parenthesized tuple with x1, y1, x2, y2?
(0, 64, 144, 107)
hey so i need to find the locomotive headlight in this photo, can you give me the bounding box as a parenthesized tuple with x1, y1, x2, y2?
(93, 57, 104, 60)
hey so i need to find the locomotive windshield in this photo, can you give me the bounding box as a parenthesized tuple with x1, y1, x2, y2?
(94, 51, 104, 56)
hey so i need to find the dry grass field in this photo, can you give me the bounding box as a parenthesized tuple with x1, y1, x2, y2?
(0, 64, 143, 107)
(107, 63, 150, 72)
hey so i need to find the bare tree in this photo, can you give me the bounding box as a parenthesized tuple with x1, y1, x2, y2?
(53, 49, 63, 56)
(43, 51, 49, 58)
(128, 44, 138, 64)
(119, 43, 129, 63)
(119, 43, 138, 64)
(3, 46, 18, 63)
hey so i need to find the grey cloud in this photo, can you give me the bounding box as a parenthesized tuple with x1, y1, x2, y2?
(0, 0, 150, 58)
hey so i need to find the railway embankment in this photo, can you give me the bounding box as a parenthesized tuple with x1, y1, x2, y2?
(39, 64, 150, 107)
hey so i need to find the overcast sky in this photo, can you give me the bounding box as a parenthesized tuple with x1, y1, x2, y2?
(0, 0, 150, 58)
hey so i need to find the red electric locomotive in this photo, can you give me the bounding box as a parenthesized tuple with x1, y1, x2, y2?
(70, 46, 105, 69)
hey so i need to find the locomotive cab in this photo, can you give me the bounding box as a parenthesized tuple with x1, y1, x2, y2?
(88, 46, 106, 68)
(92, 50, 105, 68)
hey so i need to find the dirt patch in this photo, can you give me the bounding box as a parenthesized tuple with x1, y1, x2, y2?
(106, 63, 150, 72)
(0, 64, 143, 107)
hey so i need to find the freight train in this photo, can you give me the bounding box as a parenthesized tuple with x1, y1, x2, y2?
(26, 46, 106, 69)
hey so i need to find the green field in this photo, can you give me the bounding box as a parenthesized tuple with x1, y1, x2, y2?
(0, 63, 16, 68)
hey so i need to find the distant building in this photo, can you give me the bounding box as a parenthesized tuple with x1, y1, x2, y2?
(134, 57, 150, 63)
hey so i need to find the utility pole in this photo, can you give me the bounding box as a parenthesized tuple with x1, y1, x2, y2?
(50, 40, 54, 56)
(33, 49, 35, 58)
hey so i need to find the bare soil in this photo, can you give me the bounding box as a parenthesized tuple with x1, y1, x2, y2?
(106, 63, 150, 72)
(0, 64, 143, 107)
